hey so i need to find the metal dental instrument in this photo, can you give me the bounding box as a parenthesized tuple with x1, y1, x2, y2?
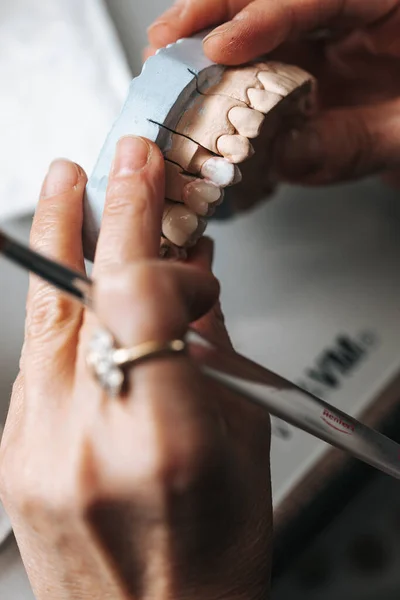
(2, 229, 400, 481)
(0, 230, 93, 308)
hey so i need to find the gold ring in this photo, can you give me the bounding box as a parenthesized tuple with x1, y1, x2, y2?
(87, 328, 186, 397)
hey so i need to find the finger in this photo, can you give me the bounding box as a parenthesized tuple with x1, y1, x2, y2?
(82, 246, 222, 502)
(77, 261, 221, 490)
(382, 168, 400, 189)
(203, 0, 398, 65)
(148, 0, 250, 49)
(31, 160, 86, 271)
(142, 45, 156, 63)
(93, 136, 165, 274)
(269, 39, 400, 110)
(147, 0, 397, 59)
(272, 98, 400, 185)
(25, 159, 87, 382)
(78, 257, 219, 392)
(187, 238, 233, 350)
(95, 261, 219, 346)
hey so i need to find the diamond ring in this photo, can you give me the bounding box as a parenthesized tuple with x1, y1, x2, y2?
(87, 328, 186, 397)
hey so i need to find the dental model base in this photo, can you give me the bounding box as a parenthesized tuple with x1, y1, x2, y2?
(84, 31, 317, 260)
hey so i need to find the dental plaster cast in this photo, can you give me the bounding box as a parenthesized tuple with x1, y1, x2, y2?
(85, 32, 317, 260)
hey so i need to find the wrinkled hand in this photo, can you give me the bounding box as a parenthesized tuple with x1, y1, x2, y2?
(148, 0, 400, 186)
(0, 137, 272, 599)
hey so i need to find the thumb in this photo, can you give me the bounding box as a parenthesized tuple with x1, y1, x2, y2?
(272, 98, 400, 185)
(187, 238, 233, 350)
(142, 45, 156, 63)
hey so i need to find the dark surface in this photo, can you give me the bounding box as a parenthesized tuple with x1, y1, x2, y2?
(272, 400, 400, 581)
(272, 402, 400, 597)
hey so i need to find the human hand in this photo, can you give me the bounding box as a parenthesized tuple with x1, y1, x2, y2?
(148, 0, 400, 187)
(0, 137, 272, 600)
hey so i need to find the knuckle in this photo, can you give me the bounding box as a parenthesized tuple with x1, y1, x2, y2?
(97, 263, 188, 339)
(132, 263, 178, 303)
(11, 371, 24, 399)
(2, 460, 81, 524)
(0, 447, 12, 504)
(85, 437, 201, 503)
(7, 479, 42, 519)
(113, 263, 181, 310)
(212, 301, 226, 325)
(338, 113, 377, 180)
(105, 179, 148, 219)
(0, 445, 25, 511)
(26, 288, 77, 341)
(18, 346, 26, 372)
(15, 486, 74, 524)
(30, 210, 61, 253)
(0, 436, 86, 525)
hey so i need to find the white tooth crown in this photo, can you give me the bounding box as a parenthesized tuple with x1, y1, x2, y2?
(85, 33, 317, 260)
(200, 158, 238, 188)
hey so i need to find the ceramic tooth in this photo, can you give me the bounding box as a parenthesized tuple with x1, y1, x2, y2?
(228, 106, 265, 138)
(216, 134, 255, 164)
(162, 202, 206, 248)
(186, 217, 207, 248)
(183, 180, 223, 217)
(258, 63, 312, 89)
(257, 70, 300, 96)
(247, 88, 282, 113)
(232, 166, 243, 185)
(200, 157, 240, 187)
(165, 161, 195, 203)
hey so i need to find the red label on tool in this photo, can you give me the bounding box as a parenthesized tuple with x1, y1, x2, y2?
(321, 409, 355, 435)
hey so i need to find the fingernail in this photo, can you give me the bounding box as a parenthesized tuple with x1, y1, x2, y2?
(113, 136, 150, 176)
(273, 127, 323, 179)
(42, 159, 80, 198)
(147, 21, 172, 37)
(147, 2, 185, 32)
(203, 23, 231, 44)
